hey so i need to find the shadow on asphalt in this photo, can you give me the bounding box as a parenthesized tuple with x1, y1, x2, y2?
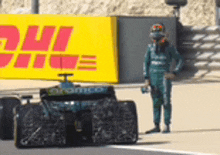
(13, 141, 171, 150)
(14, 143, 108, 149)
(172, 128, 220, 133)
(139, 128, 220, 135)
(139, 132, 161, 135)
(131, 141, 170, 146)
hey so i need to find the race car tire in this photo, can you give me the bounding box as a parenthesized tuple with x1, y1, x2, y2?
(0, 97, 21, 140)
(115, 100, 138, 144)
(14, 104, 44, 148)
(15, 104, 67, 148)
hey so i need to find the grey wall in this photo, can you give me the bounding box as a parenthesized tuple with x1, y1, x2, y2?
(118, 17, 177, 84)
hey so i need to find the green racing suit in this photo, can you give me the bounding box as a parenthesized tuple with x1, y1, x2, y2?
(143, 43, 184, 125)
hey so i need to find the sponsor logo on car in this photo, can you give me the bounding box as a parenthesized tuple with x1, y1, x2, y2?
(48, 87, 108, 96)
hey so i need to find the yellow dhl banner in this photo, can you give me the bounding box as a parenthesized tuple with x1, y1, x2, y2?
(0, 15, 118, 83)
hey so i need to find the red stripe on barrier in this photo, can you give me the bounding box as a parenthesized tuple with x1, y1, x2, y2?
(15, 54, 31, 68)
(78, 67, 97, 71)
(22, 26, 56, 51)
(0, 26, 20, 51)
(34, 54, 46, 68)
(53, 27, 74, 52)
(81, 55, 97, 60)
(50, 55, 79, 69)
(0, 54, 14, 68)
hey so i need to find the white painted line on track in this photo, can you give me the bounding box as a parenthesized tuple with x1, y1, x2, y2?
(108, 145, 217, 155)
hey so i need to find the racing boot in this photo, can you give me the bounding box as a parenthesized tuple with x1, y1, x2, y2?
(162, 125, 170, 133)
(145, 124, 160, 134)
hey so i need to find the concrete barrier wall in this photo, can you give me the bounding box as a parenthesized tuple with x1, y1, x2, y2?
(0, 0, 216, 26)
(176, 26, 220, 83)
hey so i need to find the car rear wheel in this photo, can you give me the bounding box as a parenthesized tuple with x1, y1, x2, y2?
(0, 97, 21, 140)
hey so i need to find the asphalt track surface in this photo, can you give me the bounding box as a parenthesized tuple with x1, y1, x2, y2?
(0, 140, 202, 155)
(1, 81, 220, 154)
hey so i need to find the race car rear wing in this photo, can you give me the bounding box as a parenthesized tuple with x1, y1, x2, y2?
(40, 86, 115, 101)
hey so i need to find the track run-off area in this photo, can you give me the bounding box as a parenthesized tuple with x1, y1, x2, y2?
(0, 80, 220, 154)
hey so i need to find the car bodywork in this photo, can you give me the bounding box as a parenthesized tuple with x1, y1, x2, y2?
(12, 80, 138, 148)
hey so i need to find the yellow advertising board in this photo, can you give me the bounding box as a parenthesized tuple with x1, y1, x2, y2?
(0, 15, 118, 83)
